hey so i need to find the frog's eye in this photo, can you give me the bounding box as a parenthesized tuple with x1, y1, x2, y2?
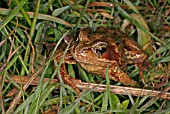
(93, 42, 108, 56)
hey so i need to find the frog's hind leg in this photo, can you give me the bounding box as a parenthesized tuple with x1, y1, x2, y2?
(125, 49, 149, 85)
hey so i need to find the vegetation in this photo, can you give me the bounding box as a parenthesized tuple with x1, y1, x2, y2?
(0, 0, 170, 113)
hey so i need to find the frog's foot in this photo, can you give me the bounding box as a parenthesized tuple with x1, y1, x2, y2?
(118, 70, 138, 86)
(62, 76, 82, 94)
(109, 69, 138, 87)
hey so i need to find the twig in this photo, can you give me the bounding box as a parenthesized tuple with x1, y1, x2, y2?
(1, 75, 170, 100)
(76, 82, 170, 100)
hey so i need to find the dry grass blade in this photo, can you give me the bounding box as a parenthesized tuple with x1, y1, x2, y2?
(0, 39, 6, 47)
(0, 43, 21, 72)
(24, 30, 35, 73)
(88, 2, 145, 10)
(0, 80, 5, 113)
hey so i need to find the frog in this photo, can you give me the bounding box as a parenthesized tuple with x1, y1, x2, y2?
(52, 27, 148, 94)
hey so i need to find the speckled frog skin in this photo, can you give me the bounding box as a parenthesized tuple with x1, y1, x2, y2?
(54, 27, 148, 93)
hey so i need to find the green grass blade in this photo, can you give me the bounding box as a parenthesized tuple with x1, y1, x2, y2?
(0, 0, 28, 31)
(14, 94, 34, 114)
(123, 0, 139, 13)
(58, 89, 91, 114)
(52, 6, 70, 16)
(3, 49, 22, 71)
(13, 0, 31, 26)
(29, 0, 40, 38)
(0, 8, 72, 27)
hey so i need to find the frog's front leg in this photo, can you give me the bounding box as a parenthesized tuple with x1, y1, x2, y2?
(59, 63, 82, 94)
(55, 53, 82, 95)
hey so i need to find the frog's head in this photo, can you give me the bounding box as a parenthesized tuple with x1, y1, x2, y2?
(71, 27, 123, 74)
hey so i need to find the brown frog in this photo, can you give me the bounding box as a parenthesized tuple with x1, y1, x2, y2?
(53, 27, 148, 94)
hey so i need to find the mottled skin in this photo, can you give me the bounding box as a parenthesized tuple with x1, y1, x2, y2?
(55, 27, 148, 94)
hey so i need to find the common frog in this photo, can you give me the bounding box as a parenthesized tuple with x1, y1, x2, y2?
(53, 27, 148, 94)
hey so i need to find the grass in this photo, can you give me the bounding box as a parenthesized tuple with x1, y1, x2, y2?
(0, 0, 170, 114)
